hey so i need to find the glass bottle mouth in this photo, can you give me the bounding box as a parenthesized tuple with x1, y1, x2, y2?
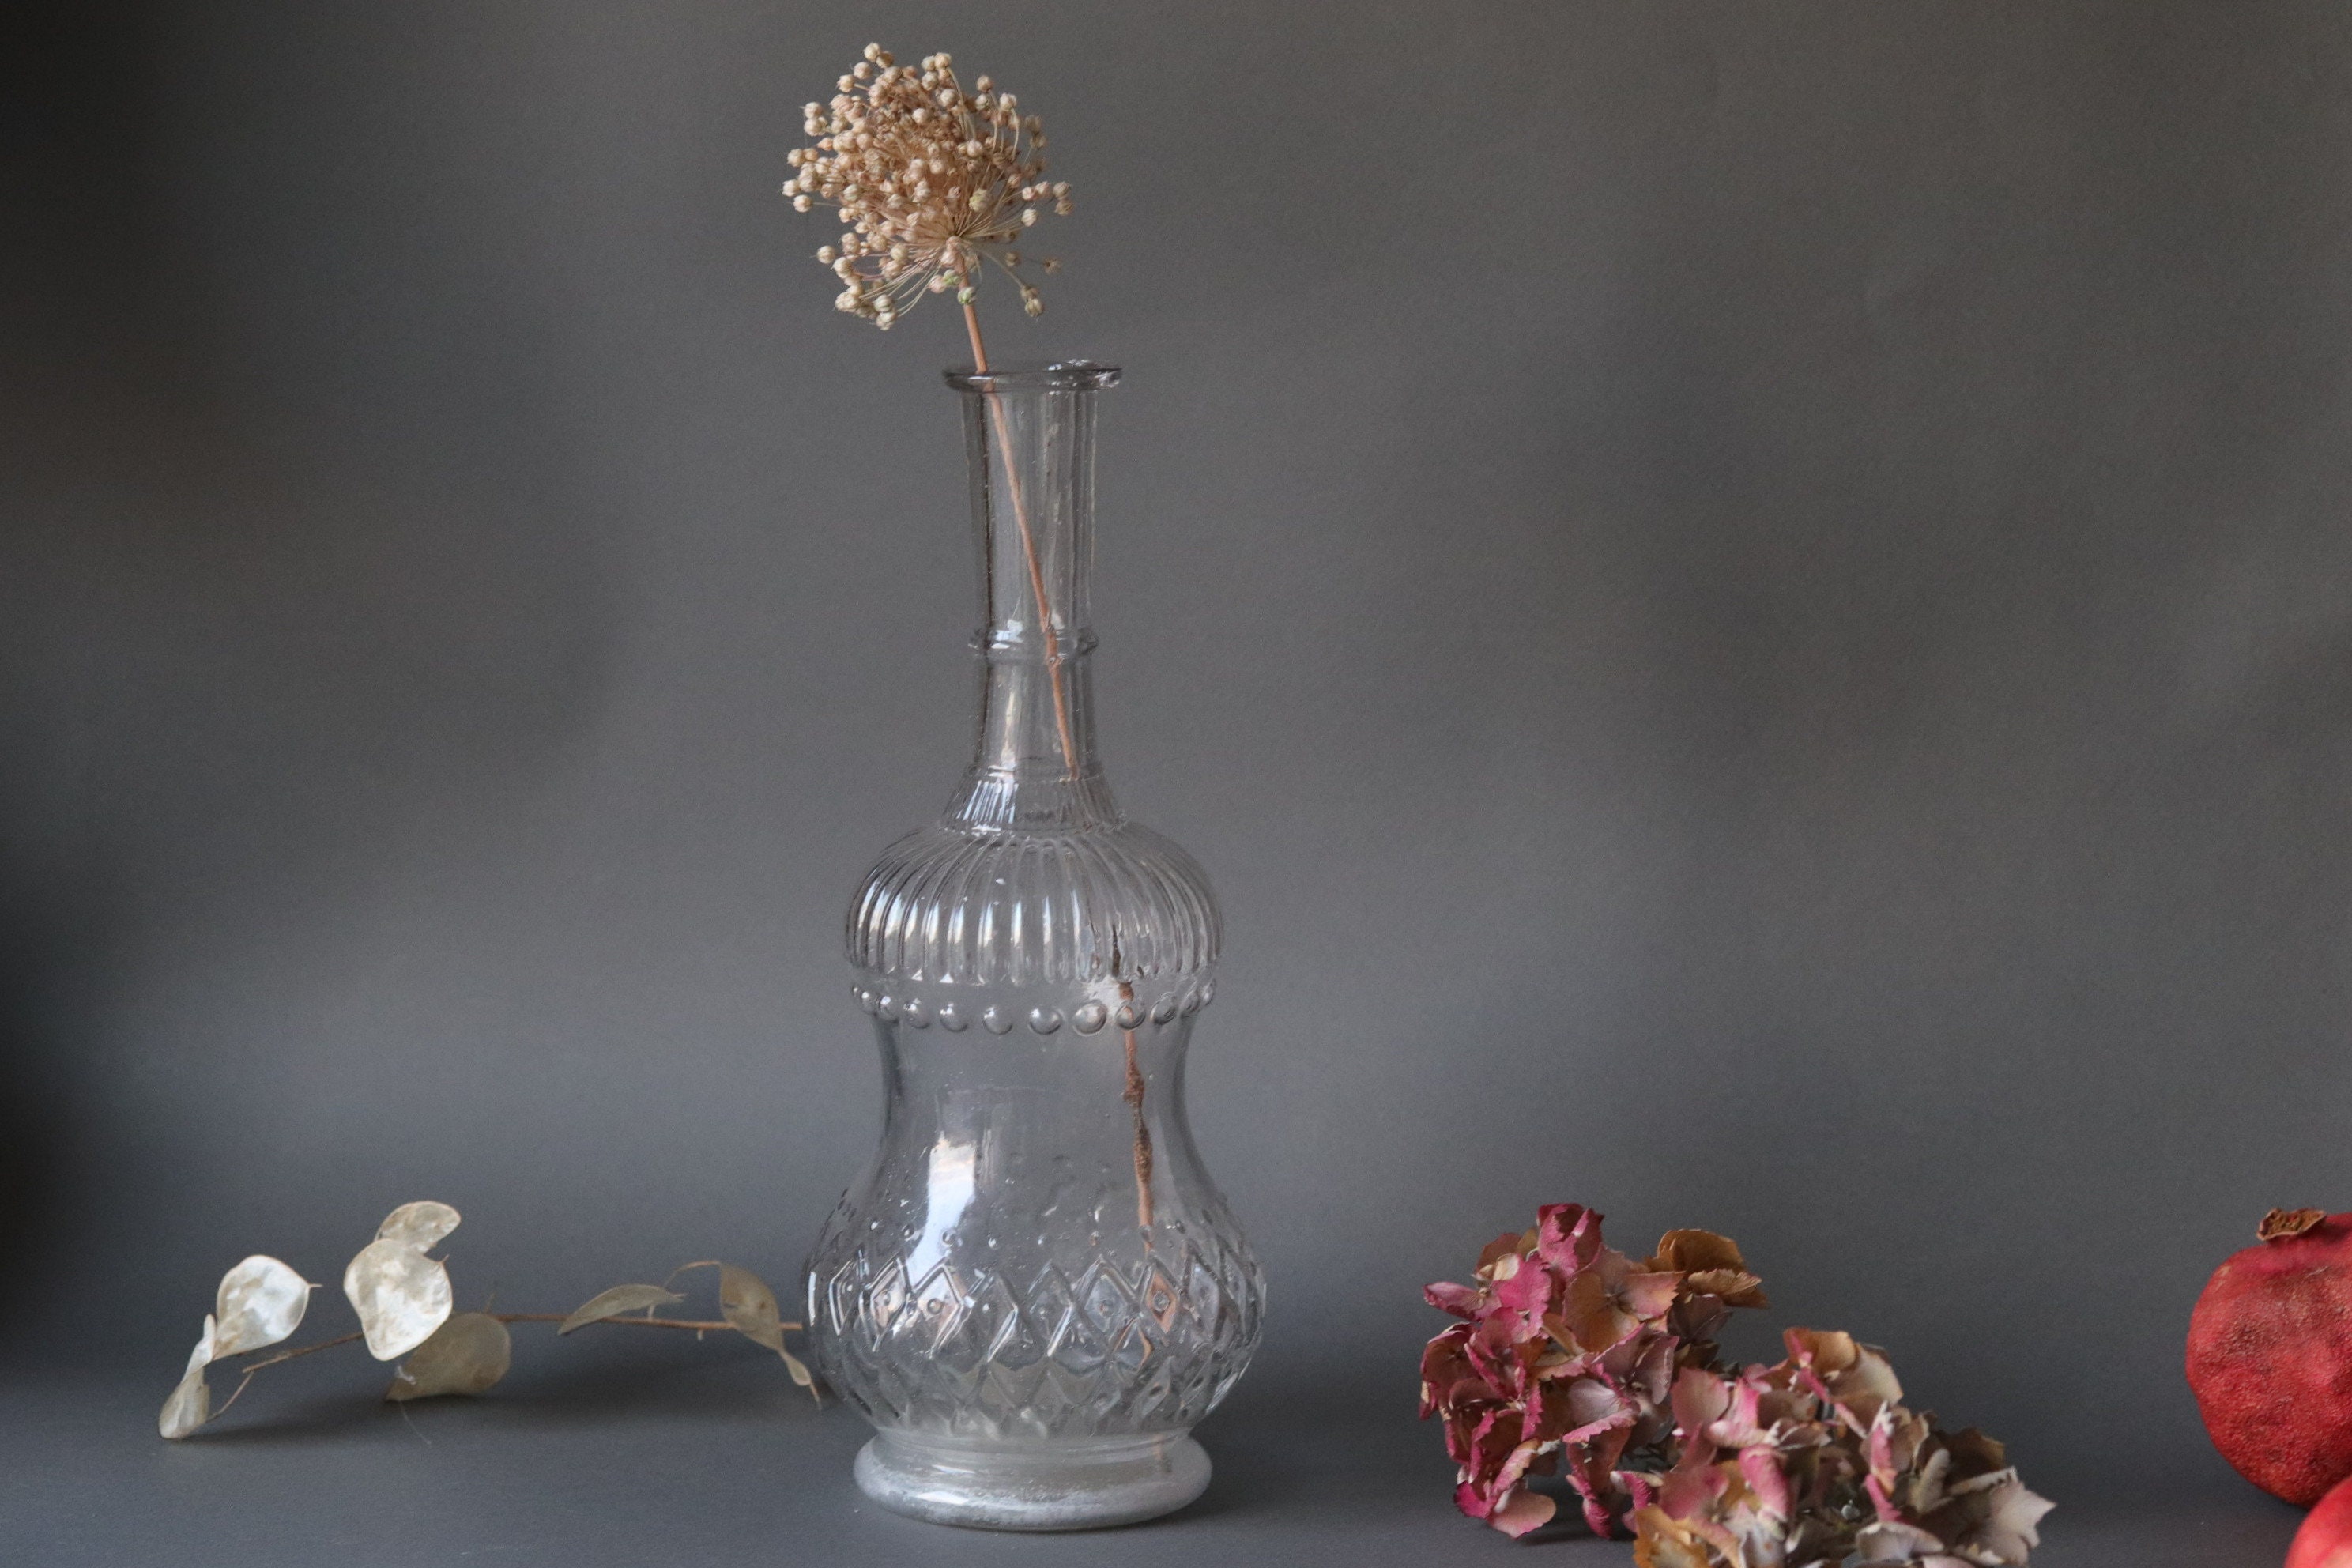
(944, 360, 1121, 394)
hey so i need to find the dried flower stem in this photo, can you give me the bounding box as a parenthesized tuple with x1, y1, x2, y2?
(787, 48, 1152, 1227)
(161, 1218, 816, 1440)
(964, 298, 1156, 1233)
(496, 1314, 797, 1332)
(211, 1329, 367, 1419)
(1121, 983, 1155, 1230)
(963, 300, 1080, 777)
(1106, 940, 1157, 1231)
(207, 1312, 804, 1419)
(228, 1329, 367, 1374)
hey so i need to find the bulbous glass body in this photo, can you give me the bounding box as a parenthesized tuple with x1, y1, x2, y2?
(805, 363, 1263, 1530)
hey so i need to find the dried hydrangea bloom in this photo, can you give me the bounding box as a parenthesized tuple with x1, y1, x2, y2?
(1631, 1329, 2053, 1568)
(1419, 1204, 1770, 1538)
(1423, 1208, 2048, 1562)
(783, 43, 1072, 329)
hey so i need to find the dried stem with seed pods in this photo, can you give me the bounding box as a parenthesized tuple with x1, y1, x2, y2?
(161, 1205, 813, 1440)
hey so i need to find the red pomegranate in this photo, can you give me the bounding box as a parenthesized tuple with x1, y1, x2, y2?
(2291, 1473, 2352, 1568)
(2188, 1208, 2352, 1505)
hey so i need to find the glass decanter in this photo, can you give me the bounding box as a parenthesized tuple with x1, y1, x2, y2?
(805, 362, 1264, 1530)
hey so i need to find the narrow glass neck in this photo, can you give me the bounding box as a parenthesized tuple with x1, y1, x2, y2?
(943, 364, 1123, 833)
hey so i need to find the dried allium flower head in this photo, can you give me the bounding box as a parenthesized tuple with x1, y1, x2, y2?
(783, 43, 1072, 330)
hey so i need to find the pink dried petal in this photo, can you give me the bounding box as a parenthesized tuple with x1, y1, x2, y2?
(1672, 1364, 1733, 1439)
(1492, 1430, 1562, 1511)
(1704, 1381, 1765, 1449)
(1578, 1485, 1622, 1539)
(1738, 1447, 1793, 1521)
(1828, 1350, 1905, 1432)
(1634, 1505, 1731, 1568)
(1465, 1404, 1509, 1461)
(1566, 1251, 1685, 1356)
(1559, 1375, 1634, 1444)
(1620, 1269, 1683, 1321)
(1424, 1280, 1486, 1320)
(1419, 1322, 1476, 1414)
(1671, 1291, 1734, 1346)
(1937, 1427, 2010, 1481)
(1474, 1231, 1527, 1280)
(1562, 1268, 1636, 1352)
(1783, 1327, 1905, 1431)
(1450, 1409, 1525, 1520)
(1491, 1487, 1558, 1537)
(1565, 1422, 1641, 1537)
(1868, 1406, 1900, 1480)
(1492, 1439, 1540, 1499)
(1599, 1325, 1679, 1404)
(1683, 1267, 1768, 1307)
(1438, 1390, 1501, 1464)
(1462, 1316, 1523, 1390)
(1492, 1255, 1559, 1340)
(1661, 1456, 1732, 1521)
(1533, 1204, 1604, 1274)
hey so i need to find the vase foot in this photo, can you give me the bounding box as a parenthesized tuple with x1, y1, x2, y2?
(852, 1430, 1211, 1531)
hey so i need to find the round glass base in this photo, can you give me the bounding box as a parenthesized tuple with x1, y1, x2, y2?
(852, 1430, 1212, 1531)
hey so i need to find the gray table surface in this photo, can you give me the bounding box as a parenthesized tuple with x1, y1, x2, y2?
(0, 1347, 2300, 1567)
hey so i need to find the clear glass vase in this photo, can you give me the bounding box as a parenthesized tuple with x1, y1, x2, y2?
(805, 362, 1264, 1530)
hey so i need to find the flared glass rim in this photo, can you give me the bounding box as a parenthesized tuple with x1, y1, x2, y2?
(944, 360, 1121, 394)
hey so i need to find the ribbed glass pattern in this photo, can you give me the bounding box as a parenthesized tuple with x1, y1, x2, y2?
(847, 821, 1220, 989)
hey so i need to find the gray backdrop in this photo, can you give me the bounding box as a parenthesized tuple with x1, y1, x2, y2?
(7, 0, 2351, 1548)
